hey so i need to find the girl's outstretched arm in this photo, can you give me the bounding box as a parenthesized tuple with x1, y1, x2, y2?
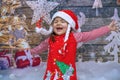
(74, 26, 110, 43)
(30, 38, 49, 54)
(74, 21, 118, 43)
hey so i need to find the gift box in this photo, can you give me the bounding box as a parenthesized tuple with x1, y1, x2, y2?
(15, 50, 30, 68)
(32, 55, 41, 67)
(15, 50, 41, 68)
(0, 50, 11, 70)
(0, 55, 10, 70)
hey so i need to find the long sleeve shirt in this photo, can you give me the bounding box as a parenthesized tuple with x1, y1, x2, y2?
(31, 26, 110, 54)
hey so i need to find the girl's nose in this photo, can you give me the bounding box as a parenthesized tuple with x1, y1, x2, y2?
(56, 21, 61, 25)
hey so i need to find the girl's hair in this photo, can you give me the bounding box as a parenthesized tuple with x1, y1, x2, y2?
(50, 18, 56, 42)
(50, 32, 56, 42)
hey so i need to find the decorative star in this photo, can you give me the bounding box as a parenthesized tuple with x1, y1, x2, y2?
(26, 0, 59, 24)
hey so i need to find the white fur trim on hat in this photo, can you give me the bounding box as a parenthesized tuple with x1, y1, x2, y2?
(52, 11, 76, 30)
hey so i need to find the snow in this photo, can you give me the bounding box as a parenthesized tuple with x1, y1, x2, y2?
(76, 61, 120, 80)
(0, 61, 120, 80)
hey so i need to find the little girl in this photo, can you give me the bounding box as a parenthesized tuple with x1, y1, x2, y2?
(31, 10, 118, 80)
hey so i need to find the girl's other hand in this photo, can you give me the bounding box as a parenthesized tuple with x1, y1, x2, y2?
(108, 20, 119, 31)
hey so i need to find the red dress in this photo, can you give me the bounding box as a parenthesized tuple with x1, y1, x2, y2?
(44, 33, 77, 80)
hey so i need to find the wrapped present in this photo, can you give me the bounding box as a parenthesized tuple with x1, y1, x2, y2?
(15, 50, 41, 68)
(32, 55, 41, 67)
(0, 56, 10, 70)
(0, 50, 8, 55)
(15, 50, 30, 68)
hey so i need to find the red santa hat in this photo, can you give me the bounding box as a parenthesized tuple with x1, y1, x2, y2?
(51, 10, 80, 42)
(35, 10, 81, 41)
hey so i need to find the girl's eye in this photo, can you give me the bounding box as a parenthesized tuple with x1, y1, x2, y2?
(53, 19, 58, 23)
(61, 19, 68, 23)
(54, 21, 58, 23)
(53, 18, 67, 23)
(61, 20, 66, 23)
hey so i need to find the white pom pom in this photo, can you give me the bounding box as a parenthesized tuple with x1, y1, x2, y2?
(35, 27, 42, 33)
(35, 26, 53, 35)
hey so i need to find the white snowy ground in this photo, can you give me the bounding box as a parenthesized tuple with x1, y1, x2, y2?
(0, 61, 120, 80)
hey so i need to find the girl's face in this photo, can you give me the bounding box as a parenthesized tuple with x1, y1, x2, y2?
(52, 17, 68, 35)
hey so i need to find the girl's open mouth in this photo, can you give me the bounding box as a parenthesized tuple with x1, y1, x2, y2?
(56, 27, 63, 31)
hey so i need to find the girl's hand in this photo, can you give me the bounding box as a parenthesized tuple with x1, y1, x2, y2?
(36, 19, 42, 28)
(108, 20, 119, 31)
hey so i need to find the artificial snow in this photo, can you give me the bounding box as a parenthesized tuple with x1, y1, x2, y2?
(0, 61, 120, 80)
